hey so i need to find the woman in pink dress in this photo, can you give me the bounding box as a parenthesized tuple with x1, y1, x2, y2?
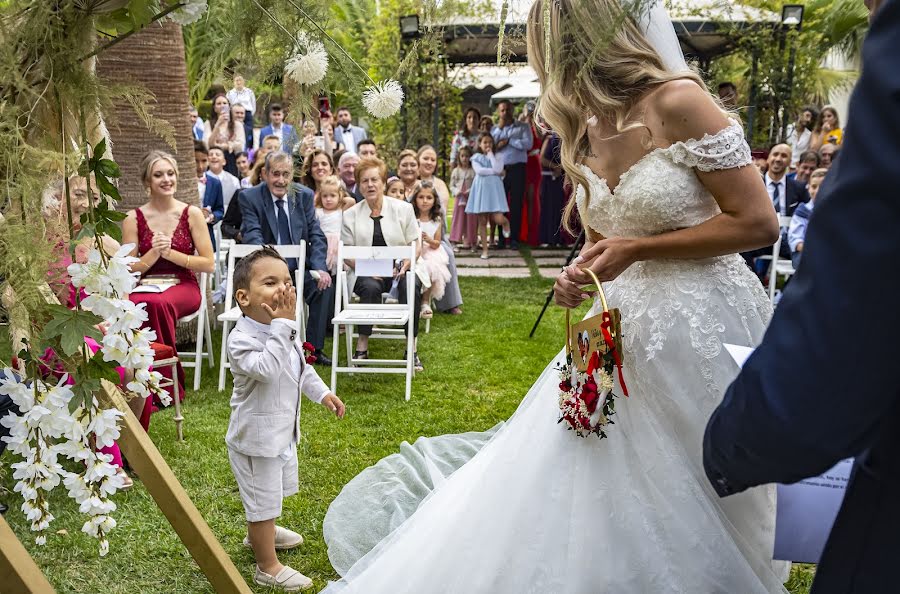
(43, 176, 138, 487)
(122, 151, 215, 398)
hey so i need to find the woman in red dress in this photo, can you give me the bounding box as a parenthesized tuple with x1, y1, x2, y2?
(122, 151, 215, 398)
(521, 102, 544, 246)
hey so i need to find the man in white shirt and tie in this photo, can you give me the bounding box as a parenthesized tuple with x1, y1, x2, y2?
(764, 144, 810, 218)
(742, 143, 811, 272)
(333, 107, 367, 155)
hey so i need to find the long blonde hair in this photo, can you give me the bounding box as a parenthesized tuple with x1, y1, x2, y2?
(527, 0, 709, 233)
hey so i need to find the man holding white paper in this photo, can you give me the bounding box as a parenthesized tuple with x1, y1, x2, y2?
(704, 2, 899, 592)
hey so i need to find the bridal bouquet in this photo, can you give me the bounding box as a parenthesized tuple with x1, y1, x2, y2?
(557, 271, 628, 438)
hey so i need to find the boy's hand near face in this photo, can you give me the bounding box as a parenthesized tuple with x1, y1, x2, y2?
(261, 285, 297, 322)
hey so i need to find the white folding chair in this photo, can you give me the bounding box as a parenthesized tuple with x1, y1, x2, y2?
(331, 241, 417, 401)
(768, 214, 797, 304)
(216, 242, 306, 391)
(177, 271, 215, 391)
(212, 222, 235, 293)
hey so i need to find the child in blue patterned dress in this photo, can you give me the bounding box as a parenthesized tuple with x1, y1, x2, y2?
(465, 133, 511, 260)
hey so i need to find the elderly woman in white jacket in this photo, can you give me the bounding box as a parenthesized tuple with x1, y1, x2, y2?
(342, 157, 425, 370)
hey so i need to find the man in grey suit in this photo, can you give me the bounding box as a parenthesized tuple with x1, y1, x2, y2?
(333, 106, 367, 155)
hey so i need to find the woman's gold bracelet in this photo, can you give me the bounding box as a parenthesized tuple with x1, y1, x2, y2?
(186, 255, 192, 269)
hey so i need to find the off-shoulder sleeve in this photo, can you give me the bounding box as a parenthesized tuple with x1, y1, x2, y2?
(666, 120, 752, 172)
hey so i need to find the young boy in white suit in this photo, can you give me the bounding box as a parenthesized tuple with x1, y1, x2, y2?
(226, 246, 345, 591)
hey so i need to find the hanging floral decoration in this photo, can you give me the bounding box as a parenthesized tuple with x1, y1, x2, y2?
(0, 134, 170, 555)
(362, 79, 405, 119)
(286, 30, 329, 86)
(1, 240, 168, 555)
(168, 0, 209, 26)
(70, 244, 168, 408)
(252, 0, 406, 120)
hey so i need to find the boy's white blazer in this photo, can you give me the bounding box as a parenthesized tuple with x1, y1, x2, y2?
(225, 316, 330, 457)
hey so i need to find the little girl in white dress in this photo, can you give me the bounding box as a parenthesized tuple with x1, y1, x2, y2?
(411, 182, 451, 318)
(314, 175, 354, 274)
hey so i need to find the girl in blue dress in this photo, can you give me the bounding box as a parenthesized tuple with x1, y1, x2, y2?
(465, 133, 511, 259)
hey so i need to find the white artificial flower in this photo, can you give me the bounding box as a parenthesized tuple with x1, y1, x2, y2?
(14, 480, 38, 500)
(106, 301, 149, 334)
(100, 332, 129, 364)
(0, 374, 35, 410)
(81, 295, 136, 325)
(122, 342, 154, 370)
(21, 499, 44, 522)
(54, 440, 93, 462)
(63, 473, 93, 503)
(32, 516, 53, 532)
(43, 381, 74, 410)
(99, 538, 110, 556)
(125, 380, 148, 398)
(22, 405, 53, 429)
(71, 244, 139, 297)
(83, 454, 117, 484)
(99, 471, 124, 497)
(35, 535, 46, 546)
(168, 0, 208, 25)
(78, 495, 116, 516)
(87, 408, 123, 448)
(285, 31, 328, 86)
(362, 80, 404, 119)
(67, 250, 106, 294)
(81, 516, 101, 538)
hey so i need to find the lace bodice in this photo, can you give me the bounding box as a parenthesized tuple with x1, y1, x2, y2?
(576, 120, 750, 238)
(575, 122, 770, 397)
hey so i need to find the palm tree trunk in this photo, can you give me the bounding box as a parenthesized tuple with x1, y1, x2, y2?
(95, 21, 198, 210)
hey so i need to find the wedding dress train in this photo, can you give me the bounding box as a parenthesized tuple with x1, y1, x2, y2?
(321, 121, 789, 593)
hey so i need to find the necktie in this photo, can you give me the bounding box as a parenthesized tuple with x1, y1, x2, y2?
(275, 199, 298, 272)
(771, 181, 781, 214)
(275, 199, 292, 244)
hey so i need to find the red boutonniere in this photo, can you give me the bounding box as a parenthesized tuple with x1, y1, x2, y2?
(302, 341, 317, 365)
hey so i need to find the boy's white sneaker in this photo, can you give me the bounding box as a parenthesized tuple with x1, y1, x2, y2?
(243, 525, 304, 550)
(254, 565, 313, 591)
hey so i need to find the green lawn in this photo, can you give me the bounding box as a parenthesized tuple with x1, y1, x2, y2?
(1, 271, 816, 592)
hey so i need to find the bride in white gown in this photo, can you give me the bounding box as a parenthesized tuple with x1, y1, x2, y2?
(321, 1, 790, 592)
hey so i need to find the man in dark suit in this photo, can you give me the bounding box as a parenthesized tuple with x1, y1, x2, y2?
(194, 142, 224, 249)
(240, 151, 333, 366)
(221, 185, 244, 242)
(704, 2, 899, 592)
